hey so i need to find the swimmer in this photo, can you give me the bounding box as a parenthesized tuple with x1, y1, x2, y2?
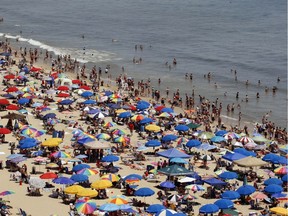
(158, 78, 161, 84)
(277, 77, 280, 82)
(214, 82, 218, 88)
(258, 80, 261, 85)
(236, 92, 239, 99)
(224, 92, 227, 97)
(190, 73, 193, 80)
(185, 73, 188, 79)
(256, 92, 260, 99)
(245, 80, 249, 85)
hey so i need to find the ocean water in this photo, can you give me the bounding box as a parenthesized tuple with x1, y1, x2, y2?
(0, 0, 287, 127)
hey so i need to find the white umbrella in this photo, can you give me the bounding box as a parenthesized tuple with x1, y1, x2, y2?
(233, 142, 243, 147)
(178, 177, 196, 183)
(29, 177, 46, 189)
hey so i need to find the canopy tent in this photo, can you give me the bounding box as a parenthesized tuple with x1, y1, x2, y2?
(203, 178, 227, 187)
(157, 164, 194, 176)
(157, 148, 190, 159)
(233, 156, 268, 167)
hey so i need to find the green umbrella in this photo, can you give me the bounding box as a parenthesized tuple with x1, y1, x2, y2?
(186, 123, 201, 129)
(157, 164, 194, 176)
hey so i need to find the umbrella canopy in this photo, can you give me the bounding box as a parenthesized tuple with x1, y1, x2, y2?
(101, 154, 119, 162)
(264, 178, 283, 186)
(139, 118, 154, 125)
(91, 180, 112, 189)
(160, 181, 175, 189)
(175, 125, 189, 132)
(72, 164, 91, 172)
(146, 204, 166, 213)
(134, 187, 155, 197)
(264, 184, 283, 194)
(234, 156, 268, 167)
(123, 174, 142, 182)
(52, 177, 75, 185)
(109, 197, 128, 205)
(236, 185, 256, 196)
(185, 184, 205, 191)
(75, 200, 97, 215)
(101, 174, 120, 182)
(158, 164, 194, 176)
(98, 203, 119, 212)
(214, 199, 234, 209)
(252, 192, 268, 200)
(270, 207, 288, 216)
(0, 191, 15, 196)
(77, 189, 98, 198)
(274, 166, 288, 175)
(281, 174, 288, 182)
(0, 128, 11, 134)
(157, 148, 190, 159)
(234, 148, 256, 157)
(162, 134, 178, 142)
(170, 157, 188, 164)
(40, 172, 58, 179)
(29, 177, 46, 189)
(178, 177, 196, 183)
(118, 111, 131, 118)
(218, 171, 238, 180)
(71, 174, 89, 182)
(203, 178, 227, 187)
(145, 124, 161, 132)
(222, 152, 247, 161)
(211, 136, 226, 143)
(221, 191, 240, 200)
(199, 204, 219, 214)
(64, 185, 85, 194)
(1, 112, 26, 120)
(156, 209, 177, 216)
(145, 140, 161, 147)
(77, 168, 98, 176)
(51, 151, 71, 158)
(186, 139, 201, 148)
(215, 130, 228, 136)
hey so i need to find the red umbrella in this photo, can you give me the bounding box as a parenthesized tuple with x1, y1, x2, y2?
(40, 172, 58, 179)
(6, 86, 19, 93)
(0, 99, 10, 105)
(57, 93, 70, 98)
(80, 85, 91, 90)
(0, 128, 11, 134)
(51, 72, 58, 79)
(6, 104, 20, 110)
(4, 74, 15, 80)
(155, 106, 166, 112)
(57, 86, 69, 91)
(30, 67, 42, 72)
(72, 79, 82, 84)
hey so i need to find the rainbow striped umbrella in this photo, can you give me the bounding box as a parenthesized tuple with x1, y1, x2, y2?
(96, 133, 111, 140)
(0, 191, 15, 196)
(47, 118, 61, 126)
(109, 197, 128, 205)
(30, 130, 46, 138)
(77, 168, 98, 176)
(75, 199, 97, 215)
(51, 151, 71, 158)
(176, 137, 189, 145)
(103, 122, 117, 128)
(101, 174, 120, 182)
(112, 129, 127, 136)
(21, 86, 35, 93)
(20, 126, 38, 136)
(274, 166, 288, 175)
(114, 136, 129, 143)
(22, 93, 36, 99)
(131, 114, 145, 122)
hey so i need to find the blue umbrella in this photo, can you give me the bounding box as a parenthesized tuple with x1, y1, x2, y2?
(123, 174, 142, 181)
(18, 98, 30, 105)
(10, 156, 27, 163)
(281, 175, 288, 182)
(221, 191, 240, 200)
(175, 125, 189, 132)
(7, 154, 24, 159)
(101, 154, 119, 162)
(162, 134, 178, 142)
(262, 153, 279, 162)
(214, 199, 234, 209)
(236, 185, 256, 196)
(103, 90, 113, 96)
(136, 103, 150, 110)
(59, 99, 74, 105)
(215, 130, 228, 136)
(134, 187, 155, 197)
(52, 177, 75, 185)
(211, 136, 226, 143)
(161, 107, 174, 113)
(70, 174, 88, 182)
(196, 143, 217, 151)
(119, 204, 133, 210)
(72, 164, 90, 172)
(77, 137, 95, 145)
(0, 52, 11, 57)
(170, 157, 188, 164)
(118, 112, 131, 118)
(186, 139, 201, 148)
(81, 91, 94, 98)
(218, 171, 238, 180)
(264, 178, 283, 186)
(19, 142, 38, 149)
(19, 138, 38, 145)
(146, 204, 166, 213)
(271, 193, 288, 199)
(145, 140, 161, 147)
(274, 156, 288, 165)
(107, 103, 121, 109)
(264, 184, 283, 194)
(174, 213, 187, 216)
(139, 118, 154, 125)
(98, 203, 119, 212)
(75, 154, 88, 159)
(199, 204, 219, 214)
(82, 99, 97, 105)
(43, 113, 57, 120)
(234, 148, 256, 157)
(31, 150, 43, 157)
(160, 181, 175, 189)
(156, 209, 177, 216)
(87, 108, 100, 114)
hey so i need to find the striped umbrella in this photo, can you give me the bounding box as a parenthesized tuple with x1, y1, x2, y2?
(75, 199, 97, 215)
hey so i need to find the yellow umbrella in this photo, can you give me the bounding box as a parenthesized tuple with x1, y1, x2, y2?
(115, 109, 126, 114)
(101, 174, 120, 182)
(77, 189, 98, 198)
(91, 180, 112, 189)
(42, 138, 62, 147)
(46, 163, 59, 169)
(64, 185, 84, 195)
(270, 207, 288, 216)
(145, 124, 161, 132)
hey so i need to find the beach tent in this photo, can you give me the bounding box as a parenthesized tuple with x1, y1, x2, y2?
(222, 152, 247, 162)
(157, 148, 190, 159)
(233, 156, 268, 167)
(203, 178, 227, 187)
(158, 164, 194, 176)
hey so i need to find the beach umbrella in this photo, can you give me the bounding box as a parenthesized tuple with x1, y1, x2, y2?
(234, 148, 256, 157)
(221, 191, 240, 200)
(46, 163, 59, 169)
(145, 124, 161, 132)
(271, 193, 288, 200)
(244, 142, 258, 149)
(176, 137, 189, 146)
(157, 148, 190, 159)
(274, 166, 288, 175)
(264, 184, 283, 194)
(146, 204, 166, 213)
(64, 185, 85, 195)
(98, 203, 119, 212)
(175, 125, 189, 132)
(4, 74, 15, 80)
(19, 141, 38, 149)
(167, 194, 182, 203)
(160, 181, 175, 189)
(224, 132, 240, 140)
(40, 172, 58, 179)
(91, 180, 112, 189)
(111, 129, 127, 136)
(51, 151, 71, 158)
(29, 177, 46, 189)
(103, 122, 116, 128)
(0, 98, 10, 105)
(214, 199, 234, 209)
(281, 175, 288, 182)
(101, 154, 119, 162)
(6, 86, 19, 93)
(77, 168, 98, 176)
(18, 98, 30, 105)
(71, 174, 89, 183)
(200, 154, 212, 161)
(6, 154, 24, 159)
(114, 136, 129, 143)
(6, 104, 20, 110)
(2, 112, 26, 120)
(41, 138, 62, 147)
(134, 187, 155, 197)
(185, 184, 205, 191)
(170, 157, 188, 164)
(161, 107, 174, 113)
(215, 130, 228, 136)
(101, 174, 120, 182)
(83, 99, 97, 105)
(264, 178, 283, 186)
(218, 171, 238, 180)
(199, 132, 214, 140)
(162, 134, 178, 142)
(199, 204, 219, 214)
(75, 199, 97, 215)
(0, 128, 11, 134)
(43, 113, 57, 120)
(59, 99, 74, 105)
(123, 174, 142, 182)
(178, 177, 196, 183)
(145, 139, 161, 147)
(81, 91, 94, 98)
(156, 209, 177, 216)
(118, 111, 131, 118)
(72, 164, 90, 172)
(96, 133, 111, 140)
(236, 185, 256, 196)
(47, 118, 61, 125)
(131, 114, 145, 122)
(270, 207, 288, 216)
(139, 117, 154, 125)
(211, 136, 226, 143)
(57, 86, 69, 91)
(136, 102, 150, 110)
(136, 145, 148, 152)
(109, 198, 129, 205)
(77, 189, 98, 198)
(186, 139, 201, 148)
(0, 191, 15, 196)
(52, 177, 75, 185)
(252, 192, 268, 200)
(57, 92, 70, 98)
